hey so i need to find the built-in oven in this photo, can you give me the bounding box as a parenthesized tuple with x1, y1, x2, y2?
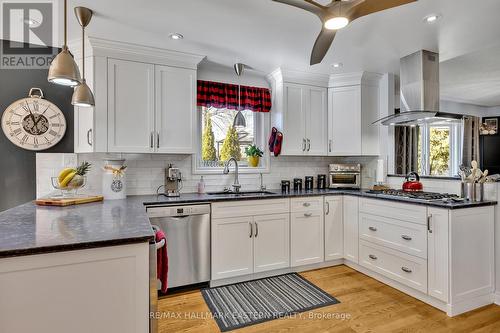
(329, 163, 361, 189)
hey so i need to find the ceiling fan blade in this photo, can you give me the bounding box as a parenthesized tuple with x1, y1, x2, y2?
(310, 28, 337, 65)
(272, 0, 326, 18)
(347, 0, 417, 22)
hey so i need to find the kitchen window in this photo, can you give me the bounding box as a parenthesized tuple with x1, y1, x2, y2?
(418, 122, 462, 177)
(193, 80, 271, 174)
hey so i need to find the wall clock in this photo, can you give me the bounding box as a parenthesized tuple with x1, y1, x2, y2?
(1, 88, 66, 151)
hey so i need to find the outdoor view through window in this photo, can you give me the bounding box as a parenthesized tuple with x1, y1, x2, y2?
(200, 107, 255, 167)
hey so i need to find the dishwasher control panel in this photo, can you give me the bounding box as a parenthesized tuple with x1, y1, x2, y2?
(146, 204, 211, 218)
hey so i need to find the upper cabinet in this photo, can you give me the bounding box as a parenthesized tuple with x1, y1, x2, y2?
(71, 37, 204, 153)
(328, 72, 382, 156)
(267, 68, 382, 157)
(268, 69, 328, 156)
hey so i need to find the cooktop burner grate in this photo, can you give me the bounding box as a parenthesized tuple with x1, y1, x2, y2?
(367, 189, 461, 201)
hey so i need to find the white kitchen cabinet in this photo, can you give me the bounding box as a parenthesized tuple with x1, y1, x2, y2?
(290, 197, 324, 267)
(211, 216, 254, 280)
(427, 207, 449, 303)
(253, 213, 290, 273)
(155, 65, 196, 153)
(343, 196, 359, 263)
(328, 72, 382, 156)
(74, 106, 94, 153)
(211, 200, 291, 280)
(108, 59, 155, 153)
(324, 196, 343, 261)
(268, 68, 329, 156)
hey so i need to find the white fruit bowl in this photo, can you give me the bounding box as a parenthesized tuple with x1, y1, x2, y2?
(51, 176, 87, 198)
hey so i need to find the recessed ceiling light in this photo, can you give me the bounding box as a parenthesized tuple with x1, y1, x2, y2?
(332, 63, 343, 69)
(169, 33, 184, 40)
(423, 14, 441, 24)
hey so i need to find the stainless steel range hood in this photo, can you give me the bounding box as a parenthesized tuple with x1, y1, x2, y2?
(375, 50, 463, 126)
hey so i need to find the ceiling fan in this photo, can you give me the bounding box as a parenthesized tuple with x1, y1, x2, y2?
(272, 0, 417, 65)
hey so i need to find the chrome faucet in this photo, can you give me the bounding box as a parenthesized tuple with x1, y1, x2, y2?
(223, 157, 241, 193)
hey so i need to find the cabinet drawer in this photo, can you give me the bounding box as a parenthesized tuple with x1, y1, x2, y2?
(359, 240, 427, 293)
(359, 213, 427, 259)
(212, 199, 289, 219)
(360, 198, 427, 225)
(291, 197, 323, 213)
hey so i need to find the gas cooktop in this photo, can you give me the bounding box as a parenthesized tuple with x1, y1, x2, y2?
(367, 189, 462, 202)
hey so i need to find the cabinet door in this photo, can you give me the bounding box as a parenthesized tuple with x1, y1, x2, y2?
(108, 59, 155, 153)
(427, 207, 449, 302)
(253, 214, 290, 273)
(282, 84, 306, 155)
(343, 196, 359, 263)
(211, 217, 254, 280)
(155, 65, 196, 153)
(290, 211, 324, 267)
(328, 86, 361, 155)
(305, 87, 328, 155)
(74, 106, 93, 153)
(325, 197, 343, 261)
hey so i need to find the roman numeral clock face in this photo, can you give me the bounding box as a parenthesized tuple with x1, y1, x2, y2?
(1, 97, 66, 151)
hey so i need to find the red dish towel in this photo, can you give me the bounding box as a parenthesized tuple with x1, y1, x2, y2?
(155, 229, 168, 293)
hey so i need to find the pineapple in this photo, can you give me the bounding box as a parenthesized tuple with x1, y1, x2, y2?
(68, 161, 91, 188)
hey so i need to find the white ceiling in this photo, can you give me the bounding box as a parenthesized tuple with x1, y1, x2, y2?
(66, 0, 500, 106)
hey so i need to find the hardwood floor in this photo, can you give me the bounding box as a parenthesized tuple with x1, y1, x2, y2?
(157, 265, 500, 333)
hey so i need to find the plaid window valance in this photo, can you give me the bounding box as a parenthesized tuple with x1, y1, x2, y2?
(197, 80, 271, 113)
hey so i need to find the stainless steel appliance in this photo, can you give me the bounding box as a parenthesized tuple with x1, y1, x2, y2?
(329, 164, 361, 189)
(164, 164, 182, 197)
(147, 204, 211, 289)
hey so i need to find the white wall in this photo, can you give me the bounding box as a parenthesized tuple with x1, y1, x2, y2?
(198, 61, 270, 88)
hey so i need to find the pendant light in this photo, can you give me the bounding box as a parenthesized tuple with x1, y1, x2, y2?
(71, 7, 95, 107)
(233, 63, 246, 128)
(48, 0, 81, 86)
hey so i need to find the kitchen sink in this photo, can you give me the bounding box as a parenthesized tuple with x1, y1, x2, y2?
(207, 190, 276, 196)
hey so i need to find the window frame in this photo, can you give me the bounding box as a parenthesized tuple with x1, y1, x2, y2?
(192, 106, 271, 175)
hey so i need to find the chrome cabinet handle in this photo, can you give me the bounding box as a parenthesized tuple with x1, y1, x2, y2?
(156, 132, 160, 149)
(427, 214, 433, 233)
(150, 132, 154, 148)
(369, 254, 377, 260)
(325, 201, 330, 215)
(307, 139, 311, 151)
(303, 202, 311, 207)
(249, 222, 253, 238)
(328, 139, 332, 153)
(304, 213, 313, 217)
(86, 129, 92, 146)
(254, 222, 258, 237)
(401, 235, 412, 241)
(302, 138, 306, 151)
(401, 267, 412, 273)
(368, 226, 377, 232)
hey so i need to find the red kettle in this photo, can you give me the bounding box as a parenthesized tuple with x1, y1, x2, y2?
(403, 172, 423, 192)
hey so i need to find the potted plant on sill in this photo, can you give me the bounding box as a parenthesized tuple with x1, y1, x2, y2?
(245, 144, 264, 167)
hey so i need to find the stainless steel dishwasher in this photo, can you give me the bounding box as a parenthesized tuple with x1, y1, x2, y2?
(147, 204, 211, 289)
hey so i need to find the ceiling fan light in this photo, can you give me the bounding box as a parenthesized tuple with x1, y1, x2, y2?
(72, 79, 95, 107)
(324, 17, 349, 30)
(48, 45, 81, 87)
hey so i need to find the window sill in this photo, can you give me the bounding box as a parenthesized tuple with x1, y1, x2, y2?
(192, 162, 271, 175)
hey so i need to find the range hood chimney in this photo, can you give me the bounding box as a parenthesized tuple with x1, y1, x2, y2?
(375, 50, 462, 126)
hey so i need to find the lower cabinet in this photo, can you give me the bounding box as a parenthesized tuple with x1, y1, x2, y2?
(290, 198, 324, 267)
(324, 196, 343, 261)
(211, 200, 290, 280)
(343, 196, 359, 263)
(427, 207, 449, 302)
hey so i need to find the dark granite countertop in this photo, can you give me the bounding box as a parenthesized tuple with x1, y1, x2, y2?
(0, 196, 154, 259)
(141, 188, 497, 210)
(0, 189, 496, 259)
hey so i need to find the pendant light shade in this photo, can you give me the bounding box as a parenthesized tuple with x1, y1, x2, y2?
(233, 111, 246, 128)
(71, 6, 94, 107)
(72, 79, 95, 107)
(48, 0, 81, 86)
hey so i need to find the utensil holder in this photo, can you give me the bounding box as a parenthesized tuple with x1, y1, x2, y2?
(461, 182, 484, 202)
